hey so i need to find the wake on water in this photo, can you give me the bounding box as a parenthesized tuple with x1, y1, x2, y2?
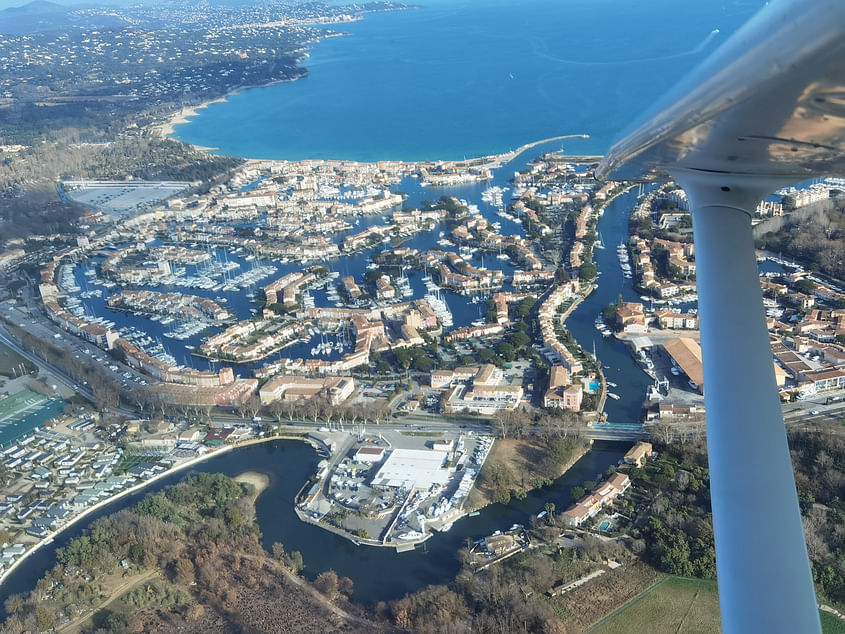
(532, 28, 720, 66)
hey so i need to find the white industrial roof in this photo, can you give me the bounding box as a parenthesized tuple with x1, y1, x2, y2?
(371, 449, 451, 490)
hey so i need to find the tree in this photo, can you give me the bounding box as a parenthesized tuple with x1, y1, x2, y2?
(36, 606, 56, 631)
(496, 342, 515, 361)
(289, 550, 304, 573)
(579, 261, 597, 280)
(555, 266, 570, 284)
(478, 348, 495, 363)
(412, 356, 434, 372)
(128, 543, 146, 567)
(394, 347, 411, 370)
(173, 556, 195, 585)
(508, 331, 531, 349)
(544, 502, 555, 522)
(570, 486, 585, 500)
(795, 278, 815, 294)
(315, 570, 340, 599)
(244, 394, 262, 419)
(338, 575, 354, 597)
(516, 297, 537, 318)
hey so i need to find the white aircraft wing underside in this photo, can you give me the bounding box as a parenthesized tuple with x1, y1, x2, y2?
(597, 0, 845, 182)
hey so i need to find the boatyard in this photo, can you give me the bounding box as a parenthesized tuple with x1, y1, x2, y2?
(296, 429, 494, 549)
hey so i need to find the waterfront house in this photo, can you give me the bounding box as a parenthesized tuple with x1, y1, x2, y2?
(623, 442, 653, 467)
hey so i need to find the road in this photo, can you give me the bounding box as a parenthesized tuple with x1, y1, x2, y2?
(2, 296, 841, 442)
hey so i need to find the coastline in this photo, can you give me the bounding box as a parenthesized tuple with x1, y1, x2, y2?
(149, 73, 308, 150)
(0, 432, 322, 593)
(0, 444, 233, 589)
(151, 97, 228, 142)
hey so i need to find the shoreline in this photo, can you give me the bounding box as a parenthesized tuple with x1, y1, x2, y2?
(156, 99, 596, 165)
(0, 444, 233, 589)
(149, 73, 309, 150)
(0, 434, 311, 591)
(234, 470, 270, 498)
(467, 440, 593, 514)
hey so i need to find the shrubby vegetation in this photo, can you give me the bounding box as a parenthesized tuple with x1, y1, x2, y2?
(1, 472, 369, 633)
(789, 425, 845, 604)
(625, 442, 716, 579)
(756, 202, 845, 280)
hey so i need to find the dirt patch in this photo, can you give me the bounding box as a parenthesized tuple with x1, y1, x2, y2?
(467, 437, 590, 510)
(551, 561, 666, 631)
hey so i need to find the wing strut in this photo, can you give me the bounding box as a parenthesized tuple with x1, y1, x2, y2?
(672, 171, 819, 633)
(596, 0, 845, 630)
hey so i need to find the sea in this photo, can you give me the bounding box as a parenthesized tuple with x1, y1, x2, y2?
(171, 0, 767, 162)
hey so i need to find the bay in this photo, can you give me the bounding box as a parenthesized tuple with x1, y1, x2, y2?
(172, 0, 765, 161)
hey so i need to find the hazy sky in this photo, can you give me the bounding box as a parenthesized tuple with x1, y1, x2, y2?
(0, 0, 132, 9)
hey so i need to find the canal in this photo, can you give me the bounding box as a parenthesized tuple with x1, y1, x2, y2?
(0, 438, 629, 607)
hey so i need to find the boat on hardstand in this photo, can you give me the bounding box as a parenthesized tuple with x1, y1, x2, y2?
(398, 531, 425, 541)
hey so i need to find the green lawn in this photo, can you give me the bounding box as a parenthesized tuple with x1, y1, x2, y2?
(0, 340, 36, 378)
(590, 576, 720, 634)
(821, 611, 845, 634)
(591, 576, 844, 634)
(113, 455, 147, 475)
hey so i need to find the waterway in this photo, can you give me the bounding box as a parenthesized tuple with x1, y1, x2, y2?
(70, 137, 650, 387)
(0, 438, 629, 607)
(567, 189, 655, 421)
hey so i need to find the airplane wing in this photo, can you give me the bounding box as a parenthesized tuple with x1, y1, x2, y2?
(597, 1, 845, 632)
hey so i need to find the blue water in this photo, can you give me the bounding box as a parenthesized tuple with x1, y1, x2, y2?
(74, 136, 654, 419)
(172, 0, 765, 161)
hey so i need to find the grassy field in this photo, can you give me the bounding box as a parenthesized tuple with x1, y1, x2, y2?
(821, 611, 845, 634)
(590, 576, 720, 634)
(113, 455, 148, 475)
(0, 340, 36, 379)
(466, 437, 590, 510)
(590, 576, 845, 634)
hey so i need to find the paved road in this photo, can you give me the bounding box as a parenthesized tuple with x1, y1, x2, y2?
(3, 296, 840, 442)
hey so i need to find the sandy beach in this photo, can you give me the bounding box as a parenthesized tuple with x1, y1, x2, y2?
(235, 470, 270, 498)
(151, 96, 228, 143)
(149, 73, 309, 149)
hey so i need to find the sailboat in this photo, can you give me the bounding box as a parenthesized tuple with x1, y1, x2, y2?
(595, 232, 605, 249)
